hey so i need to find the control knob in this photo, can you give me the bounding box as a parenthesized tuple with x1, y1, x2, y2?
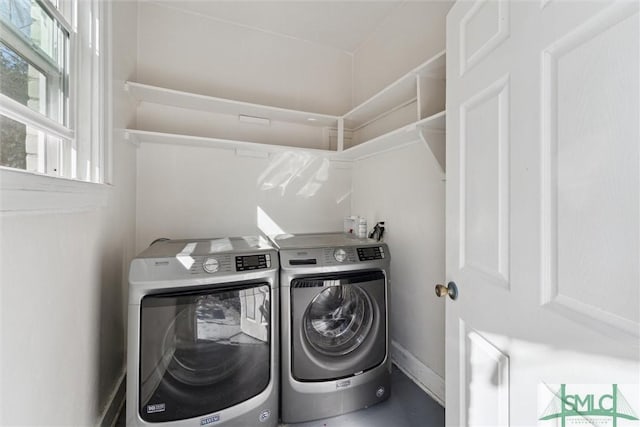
(203, 257, 220, 273)
(333, 248, 347, 263)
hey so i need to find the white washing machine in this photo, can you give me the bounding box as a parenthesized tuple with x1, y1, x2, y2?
(126, 236, 279, 427)
(271, 232, 391, 423)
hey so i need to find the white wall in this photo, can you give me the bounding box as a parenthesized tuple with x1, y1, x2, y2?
(352, 1, 452, 105)
(0, 2, 138, 424)
(135, 144, 351, 253)
(134, 1, 356, 250)
(137, 1, 353, 115)
(351, 142, 446, 399)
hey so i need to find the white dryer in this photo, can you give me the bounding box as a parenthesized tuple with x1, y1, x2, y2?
(271, 232, 391, 423)
(127, 236, 278, 427)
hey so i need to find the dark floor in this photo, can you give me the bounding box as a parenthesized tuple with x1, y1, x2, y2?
(281, 366, 444, 427)
(115, 365, 444, 426)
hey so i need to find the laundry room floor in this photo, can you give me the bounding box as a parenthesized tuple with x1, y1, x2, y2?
(115, 365, 444, 426)
(280, 365, 444, 427)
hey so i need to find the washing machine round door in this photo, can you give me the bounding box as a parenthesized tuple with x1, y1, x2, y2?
(303, 285, 373, 356)
(139, 283, 272, 422)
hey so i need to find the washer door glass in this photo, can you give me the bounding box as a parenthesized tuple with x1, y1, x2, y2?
(139, 283, 271, 422)
(303, 284, 373, 356)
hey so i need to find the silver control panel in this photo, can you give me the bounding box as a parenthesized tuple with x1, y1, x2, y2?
(184, 254, 273, 274)
(280, 245, 387, 268)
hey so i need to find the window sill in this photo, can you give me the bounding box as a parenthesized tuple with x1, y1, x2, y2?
(0, 167, 110, 214)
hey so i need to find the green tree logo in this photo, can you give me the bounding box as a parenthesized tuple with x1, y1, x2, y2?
(540, 384, 639, 427)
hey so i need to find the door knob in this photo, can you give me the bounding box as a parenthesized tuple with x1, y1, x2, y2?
(435, 282, 458, 300)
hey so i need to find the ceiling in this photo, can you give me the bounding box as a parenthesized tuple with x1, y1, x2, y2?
(150, 0, 407, 53)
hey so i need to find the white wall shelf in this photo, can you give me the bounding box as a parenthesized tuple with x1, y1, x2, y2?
(124, 129, 339, 157)
(125, 50, 446, 162)
(125, 110, 445, 163)
(339, 110, 445, 161)
(343, 50, 446, 130)
(416, 110, 446, 131)
(125, 82, 339, 128)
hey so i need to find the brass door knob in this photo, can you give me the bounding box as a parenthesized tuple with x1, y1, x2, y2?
(435, 282, 458, 300)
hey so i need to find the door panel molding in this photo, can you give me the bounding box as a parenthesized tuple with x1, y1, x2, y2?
(540, 1, 640, 338)
(458, 319, 510, 427)
(459, 0, 510, 76)
(459, 75, 511, 290)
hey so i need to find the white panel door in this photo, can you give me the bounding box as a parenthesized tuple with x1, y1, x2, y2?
(445, 1, 639, 426)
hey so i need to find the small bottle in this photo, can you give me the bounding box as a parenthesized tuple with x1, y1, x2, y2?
(357, 217, 367, 239)
(344, 216, 357, 234)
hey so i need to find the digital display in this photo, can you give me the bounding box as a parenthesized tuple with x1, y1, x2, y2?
(243, 255, 261, 267)
(236, 255, 269, 271)
(357, 246, 384, 261)
(359, 248, 377, 258)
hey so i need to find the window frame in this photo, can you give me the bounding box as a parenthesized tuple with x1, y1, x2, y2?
(0, 0, 112, 212)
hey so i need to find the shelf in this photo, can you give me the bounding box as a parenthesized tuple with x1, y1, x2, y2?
(125, 82, 339, 128)
(416, 110, 446, 132)
(127, 50, 444, 132)
(125, 50, 446, 163)
(414, 49, 447, 79)
(343, 50, 446, 130)
(340, 111, 445, 161)
(126, 110, 445, 164)
(124, 129, 339, 157)
(125, 110, 444, 164)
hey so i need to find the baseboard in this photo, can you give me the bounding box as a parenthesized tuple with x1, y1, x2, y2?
(98, 369, 126, 427)
(390, 340, 445, 407)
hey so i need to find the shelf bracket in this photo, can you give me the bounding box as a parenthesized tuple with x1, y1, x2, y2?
(418, 126, 445, 173)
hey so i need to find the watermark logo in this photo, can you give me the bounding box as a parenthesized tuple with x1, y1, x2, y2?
(539, 384, 639, 427)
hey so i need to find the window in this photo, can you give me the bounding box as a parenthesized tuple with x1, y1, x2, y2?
(0, 0, 106, 183)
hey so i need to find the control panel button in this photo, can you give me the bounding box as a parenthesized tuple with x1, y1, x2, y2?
(334, 248, 347, 263)
(203, 257, 220, 273)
